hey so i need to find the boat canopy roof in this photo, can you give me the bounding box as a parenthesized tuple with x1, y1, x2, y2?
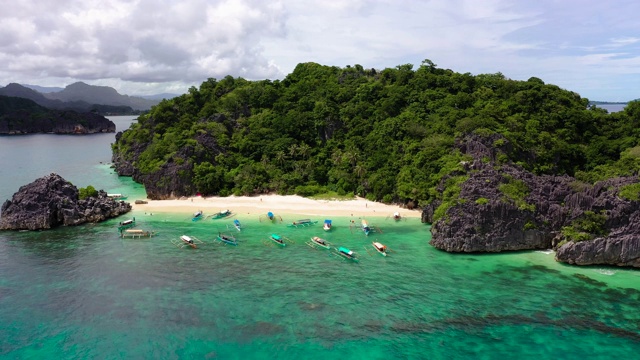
(324, 219, 332, 224)
(338, 247, 352, 254)
(271, 234, 281, 240)
(234, 219, 240, 225)
(267, 211, 274, 217)
(181, 235, 192, 241)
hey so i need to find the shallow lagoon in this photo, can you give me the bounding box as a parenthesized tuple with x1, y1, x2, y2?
(1, 116, 639, 359)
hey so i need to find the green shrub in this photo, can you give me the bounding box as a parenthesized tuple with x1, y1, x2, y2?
(619, 182, 640, 201)
(498, 177, 534, 211)
(78, 185, 98, 199)
(561, 210, 608, 242)
(475, 197, 489, 205)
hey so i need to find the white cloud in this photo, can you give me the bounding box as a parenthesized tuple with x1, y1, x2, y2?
(0, 0, 639, 100)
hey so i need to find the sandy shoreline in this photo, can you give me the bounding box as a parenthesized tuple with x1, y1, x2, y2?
(131, 194, 422, 219)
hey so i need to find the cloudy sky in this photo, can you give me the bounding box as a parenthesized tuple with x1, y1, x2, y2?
(1, 0, 639, 101)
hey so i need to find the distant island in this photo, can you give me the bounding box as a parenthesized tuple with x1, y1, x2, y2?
(0, 82, 177, 115)
(589, 100, 628, 105)
(0, 95, 115, 134)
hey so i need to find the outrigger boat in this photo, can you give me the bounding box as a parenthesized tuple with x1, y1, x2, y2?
(107, 193, 128, 200)
(259, 211, 282, 223)
(393, 212, 401, 221)
(287, 219, 318, 228)
(263, 234, 293, 247)
(323, 219, 332, 231)
(215, 232, 238, 246)
(233, 219, 242, 231)
(333, 246, 359, 262)
(372, 241, 389, 256)
(306, 236, 331, 250)
(192, 210, 204, 221)
(210, 209, 232, 220)
(171, 235, 203, 249)
(357, 219, 382, 236)
(361, 219, 371, 236)
(270, 234, 286, 247)
(120, 229, 155, 239)
(117, 218, 136, 231)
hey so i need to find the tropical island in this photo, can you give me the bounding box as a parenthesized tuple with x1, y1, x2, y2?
(111, 60, 640, 268)
(0, 95, 116, 134)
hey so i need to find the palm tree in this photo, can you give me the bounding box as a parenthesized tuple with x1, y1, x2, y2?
(275, 151, 286, 166)
(288, 144, 298, 158)
(297, 143, 311, 159)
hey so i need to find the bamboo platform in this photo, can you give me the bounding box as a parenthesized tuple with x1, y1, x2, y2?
(120, 229, 156, 239)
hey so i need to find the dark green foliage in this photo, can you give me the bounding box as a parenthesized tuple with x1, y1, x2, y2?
(498, 176, 535, 211)
(112, 61, 640, 205)
(78, 185, 98, 199)
(619, 182, 640, 201)
(561, 211, 608, 242)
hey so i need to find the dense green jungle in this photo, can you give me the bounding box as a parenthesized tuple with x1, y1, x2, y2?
(111, 60, 640, 206)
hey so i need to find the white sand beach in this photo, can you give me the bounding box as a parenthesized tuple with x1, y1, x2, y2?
(131, 194, 422, 219)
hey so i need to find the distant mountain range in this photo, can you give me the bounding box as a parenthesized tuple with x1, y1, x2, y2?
(0, 82, 178, 114)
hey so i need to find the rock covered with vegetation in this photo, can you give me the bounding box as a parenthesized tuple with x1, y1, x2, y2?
(424, 134, 640, 267)
(110, 60, 640, 266)
(0, 173, 131, 230)
(0, 95, 116, 134)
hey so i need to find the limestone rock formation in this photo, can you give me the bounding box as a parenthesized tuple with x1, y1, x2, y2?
(425, 134, 640, 267)
(112, 113, 229, 199)
(0, 173, 131, 230)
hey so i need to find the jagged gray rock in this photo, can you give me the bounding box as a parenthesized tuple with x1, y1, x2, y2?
(0, 173, 131, 230)
(425, 134, 640, 267)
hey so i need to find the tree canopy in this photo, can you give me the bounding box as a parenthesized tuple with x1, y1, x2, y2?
(112, 61, 640, 205)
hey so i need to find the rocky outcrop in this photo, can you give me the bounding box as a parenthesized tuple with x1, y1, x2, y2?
(0, 173, 131, 230)
(112, 114, 230, 199)
(425, 134, 640, 267)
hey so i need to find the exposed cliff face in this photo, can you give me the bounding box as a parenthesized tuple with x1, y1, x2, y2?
(425, 134, 640, 268)
(111, 114, 229, 199)
(0, 173, 131, 230)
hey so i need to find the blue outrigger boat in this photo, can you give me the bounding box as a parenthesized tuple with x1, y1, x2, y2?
(361, 219, 371, 236)
(233, 219, 242, 231)
(323, 219, 332, 231)
(260, 211, 282, 223)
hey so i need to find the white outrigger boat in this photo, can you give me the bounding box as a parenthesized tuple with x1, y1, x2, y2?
(107, 193, 128, 200)
(306, 236, 331, 250)
(171, 235, 203, 249)
(372, 241, 389, 256)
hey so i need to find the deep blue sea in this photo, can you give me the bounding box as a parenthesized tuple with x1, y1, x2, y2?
(1, 116, 640, 359)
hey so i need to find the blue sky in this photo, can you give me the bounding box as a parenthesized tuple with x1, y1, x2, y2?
(1, 0, 638, 101)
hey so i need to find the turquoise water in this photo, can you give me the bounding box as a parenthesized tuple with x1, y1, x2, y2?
(1, 117, 640, 359)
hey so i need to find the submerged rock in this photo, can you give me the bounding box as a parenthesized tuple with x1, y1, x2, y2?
(0, 173, 131, 230)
